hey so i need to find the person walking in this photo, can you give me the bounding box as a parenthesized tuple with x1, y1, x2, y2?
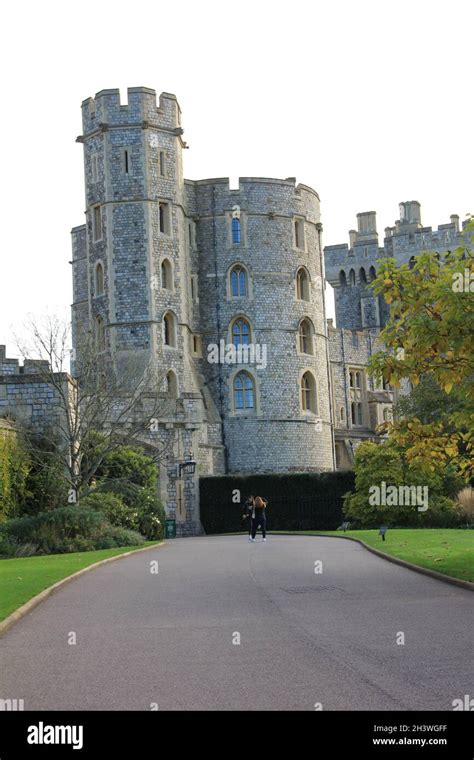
(242, 495, 254, 539)
(250, 496, 268, 541)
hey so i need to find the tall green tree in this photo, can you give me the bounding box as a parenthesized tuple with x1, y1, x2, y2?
(369, 221, 474, 479)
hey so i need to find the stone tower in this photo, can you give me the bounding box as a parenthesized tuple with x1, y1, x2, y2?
(324, 210, 388, 332)
(71, 87, 336, 534)
(72, 87, 189, 371)
(71, 87, 226, 537)
(186, 177, 335, 473)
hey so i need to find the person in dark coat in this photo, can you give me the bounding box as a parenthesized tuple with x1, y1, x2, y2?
(242, 495, 254, 539)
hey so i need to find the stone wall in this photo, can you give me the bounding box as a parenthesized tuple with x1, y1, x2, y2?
(0, 346, 70, 433)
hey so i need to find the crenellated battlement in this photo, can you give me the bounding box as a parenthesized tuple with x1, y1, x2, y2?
(184, 176, 321, 225)
(80, 87, 181, 138)
(324, 242, 382, 288)
(324, 203, 469, 290)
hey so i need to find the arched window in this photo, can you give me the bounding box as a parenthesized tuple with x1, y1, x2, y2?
(230, 265, 247, 297)
(349, 370, 362, 388)
(232, 217, 241, 244)
(296, 267, 310, 301)
(301, 372, 317, 414)
(96, 315, 105, 351)
(409, 256, 417, 270)
(95, 262, 104, 296)
(165, 370, 178, 398)
(339, 406, 345, 423)
(359, 267, 367, 284)
(163, 311, 177, 347)
(349, 269, 356, 286)
(339, 270, 347, 286)
(298, 318, 314, 355)
(233, 371, 255, 410)
(369, 266, 377, 281)
(161, 259, 172, 290)
(231, 317, 251, 347)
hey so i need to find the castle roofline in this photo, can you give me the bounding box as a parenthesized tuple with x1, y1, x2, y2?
(71, 224, 86, 233)
(82, 87, 178, 107)
(184, 176, 320, 199)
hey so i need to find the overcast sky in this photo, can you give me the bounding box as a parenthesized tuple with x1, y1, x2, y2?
(1, 0, 472, 358)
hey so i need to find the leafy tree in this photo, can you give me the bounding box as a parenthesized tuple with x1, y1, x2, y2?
(343, 440, 456, 527)
(93, 444, 157, 490)
(369, 222, 474, 480)
(394, 374, 464, 425)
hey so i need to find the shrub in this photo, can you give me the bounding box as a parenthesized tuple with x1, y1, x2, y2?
(137, 506, 164, 541)
(90, 481, 165, 539)
(81, 489, 164, 540)
(80, 492, 139, 531)
(2, 506, 107, 555)
(94, 526, 144, 549)
(22, 436, 69, 516)
(453, 487, 474, 526)
(343, 441, 463, 528)
(0, 533, 16, 557)
(13, 542, 39, 557)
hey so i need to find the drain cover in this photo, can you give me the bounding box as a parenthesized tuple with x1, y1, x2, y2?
(280, 585, 344, 594)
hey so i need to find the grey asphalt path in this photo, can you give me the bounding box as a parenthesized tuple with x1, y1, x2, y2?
(0, 535, 472, 711)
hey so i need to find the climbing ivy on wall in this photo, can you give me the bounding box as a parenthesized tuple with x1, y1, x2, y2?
(0, 430, 31, 522)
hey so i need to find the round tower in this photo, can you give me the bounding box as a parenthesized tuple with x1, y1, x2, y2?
(189, 177, 335, 473)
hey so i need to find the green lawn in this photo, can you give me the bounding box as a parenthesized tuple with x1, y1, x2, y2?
(0, 542, 162, 622)
(272, 529, 473, 583)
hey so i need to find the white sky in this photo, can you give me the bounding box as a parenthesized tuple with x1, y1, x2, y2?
(1, 0, 472, 358)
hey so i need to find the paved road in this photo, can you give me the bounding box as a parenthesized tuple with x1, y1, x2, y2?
(0, 535, 472, 710)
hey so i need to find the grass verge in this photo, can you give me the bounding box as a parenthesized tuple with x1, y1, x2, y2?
(0, 542, 162, 621)
(271, 529, 473, 582)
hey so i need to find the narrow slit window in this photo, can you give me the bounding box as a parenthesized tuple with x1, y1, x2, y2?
(161, 259, 172, 290)
(294, 218, 305, 250)
(91, 154, 98, 183)
(93, 206, 102, 242)
(163, 312, 177, 347)
(232, 218, 241, 244)
(301, 372, 317, 414)
(190, 275, 199, 303)
(159, 202, 171, 235)
(95, 263, 104, 295)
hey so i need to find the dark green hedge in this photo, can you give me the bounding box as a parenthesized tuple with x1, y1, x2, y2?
(199, 471, 355, 534)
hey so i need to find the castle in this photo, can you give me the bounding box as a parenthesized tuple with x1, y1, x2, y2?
(0, 87, 469, 535)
